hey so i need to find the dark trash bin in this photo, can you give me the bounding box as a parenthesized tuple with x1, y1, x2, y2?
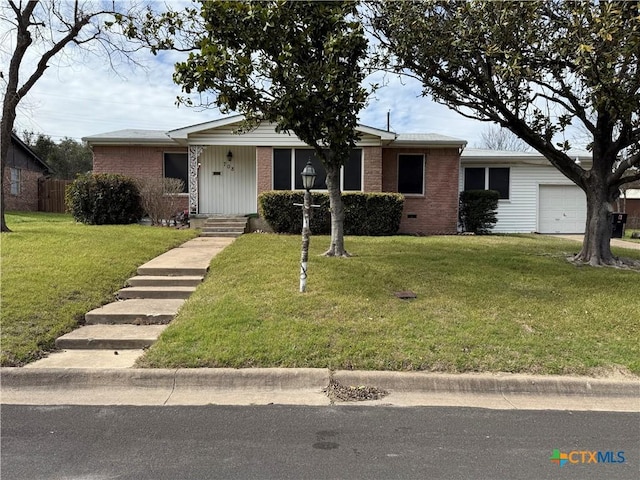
(611, 212, 627, 238)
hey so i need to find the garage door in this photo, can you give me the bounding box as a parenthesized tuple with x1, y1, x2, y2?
(538, 185, 587, 234)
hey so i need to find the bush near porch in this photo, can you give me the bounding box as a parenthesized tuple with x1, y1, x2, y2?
(258, 191, 404, 235)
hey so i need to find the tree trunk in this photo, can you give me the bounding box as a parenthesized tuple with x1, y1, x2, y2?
(1, 118, 13, 233)
(574, 185, 616, 266)
(323, 163, 349, 257)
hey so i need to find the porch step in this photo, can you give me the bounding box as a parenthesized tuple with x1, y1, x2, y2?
(200, 216, 248, 238)
(85, 299, 185, 325)
(117, 286, 196, 300)
(127, 275, 204, 287)
(55, 324, 168, 350)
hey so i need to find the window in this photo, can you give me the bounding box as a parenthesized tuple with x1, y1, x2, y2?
(273, 148, 362, 191)
(163, 153, 188, 193)
(398, 154, 424, 195)
(10, 168, 20, 195)
(464, 167, 510, 199)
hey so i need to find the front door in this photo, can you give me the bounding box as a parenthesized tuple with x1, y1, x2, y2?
(198, 146, 257, 214)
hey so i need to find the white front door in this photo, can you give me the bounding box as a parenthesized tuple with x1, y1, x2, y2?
(198, 146, 257, 214)
(538, 185, 587, 233)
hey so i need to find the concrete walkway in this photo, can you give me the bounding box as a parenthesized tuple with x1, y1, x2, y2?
(4, 234, 638, 411)
(25, 236, 235, 369)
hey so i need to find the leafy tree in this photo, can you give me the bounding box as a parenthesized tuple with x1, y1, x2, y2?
(372, 1, 640, 266)
(22, 132, 92, 179)
(1, 1, 141, 232)
(124, 0, 369, 256)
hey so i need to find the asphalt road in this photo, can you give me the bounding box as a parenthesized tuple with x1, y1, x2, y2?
(2, 405, 638, 480)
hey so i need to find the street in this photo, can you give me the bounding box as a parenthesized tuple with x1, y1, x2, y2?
(1, 405, 638, 479)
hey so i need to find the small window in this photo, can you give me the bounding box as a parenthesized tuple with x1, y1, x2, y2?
(464, 168, 485, 191)
(343, 150, 362, 191)
(488, 168, 510, 199)
(398, 154, 424, 195)
(463, 167, 510, 199)
(273, 149, 292, 190)
(164, 153, 188, 193)
(10, 168, 20, 195)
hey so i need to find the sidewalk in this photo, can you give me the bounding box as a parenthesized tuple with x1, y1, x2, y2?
(3, 235, 638, 411)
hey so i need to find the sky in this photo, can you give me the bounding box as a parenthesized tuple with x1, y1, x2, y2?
(1, 2, 494, 148)
(10, 53, 491, 146)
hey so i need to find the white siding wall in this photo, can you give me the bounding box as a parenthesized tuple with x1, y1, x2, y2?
(198, 145, 257, 214)
(188, 122, 382, 147)
(459, 164, 579, 233)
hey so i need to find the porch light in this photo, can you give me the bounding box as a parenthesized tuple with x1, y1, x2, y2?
(227, 150, 233, 162)
(300, 160, 316, 191)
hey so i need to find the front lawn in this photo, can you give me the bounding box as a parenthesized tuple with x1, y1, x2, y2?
(624, 228, 640, 243)
(1, 212, 197, 366)
(139, 234, 640, 376)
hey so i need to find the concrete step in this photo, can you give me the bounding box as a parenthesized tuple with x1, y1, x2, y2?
(55, 324, 168, 350)
(202, 226, 245, 232)
(200, 231, 243, 238)
(203, 219, 247, 226)
(85, 299, 185, 325)
(117, 286, 196, 300)
(127, 275, 204, 287)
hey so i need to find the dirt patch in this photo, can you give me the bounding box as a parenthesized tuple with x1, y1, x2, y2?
(325, 379, 389, 402)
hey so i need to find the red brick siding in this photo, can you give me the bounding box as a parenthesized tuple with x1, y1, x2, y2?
(382, 147, 460, 235)
(256, 146, 272, 195)
(92, 145, 189, 212)
(362, 147, 382, 192)
(3, 168, 42, 211)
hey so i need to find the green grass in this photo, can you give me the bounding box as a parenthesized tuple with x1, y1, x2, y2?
(624, 228, 639, 243)
(139, 234, 640, 376)
(1, 212, 198, 366)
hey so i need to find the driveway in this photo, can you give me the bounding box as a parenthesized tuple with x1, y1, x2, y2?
(551, 234, 640, 251)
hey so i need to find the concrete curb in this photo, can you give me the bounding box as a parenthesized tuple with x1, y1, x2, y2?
(332, 370, 640, 397)
(2, 367, 638, 397)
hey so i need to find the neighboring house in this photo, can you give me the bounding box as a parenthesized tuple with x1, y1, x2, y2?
(460, 149, 593, 234)
(85, 114, 604, 235)
(3, 133, 51, 211)
(84, 115, 466, 235)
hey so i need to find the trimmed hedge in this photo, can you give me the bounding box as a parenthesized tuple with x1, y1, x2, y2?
(66, 173, 144, 225)
(258, 191, 404, 235)
(459, 189, 500, 234)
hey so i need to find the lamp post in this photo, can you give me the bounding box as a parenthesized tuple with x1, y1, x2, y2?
(299, 160, 316, 293)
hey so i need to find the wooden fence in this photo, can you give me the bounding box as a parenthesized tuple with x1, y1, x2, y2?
(38, 178, 72, 213)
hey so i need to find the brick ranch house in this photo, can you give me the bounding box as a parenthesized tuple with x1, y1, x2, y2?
(3, 133, 51, 211)
(85, 115, 466, 235)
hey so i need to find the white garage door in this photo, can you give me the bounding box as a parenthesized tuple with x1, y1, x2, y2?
(538, 185, 587, 234)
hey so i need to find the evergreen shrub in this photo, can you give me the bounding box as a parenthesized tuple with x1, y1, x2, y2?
(66, 173, 143, 225)
(459, 189, 500, 234)
(258, 191, 404, 235)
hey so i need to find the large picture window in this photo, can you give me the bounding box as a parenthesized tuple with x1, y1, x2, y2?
(163, 153, 188, 193)
(273, 148, 362, 191)
(464, 167, 510, 199)
(398, 154, 424, 195)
